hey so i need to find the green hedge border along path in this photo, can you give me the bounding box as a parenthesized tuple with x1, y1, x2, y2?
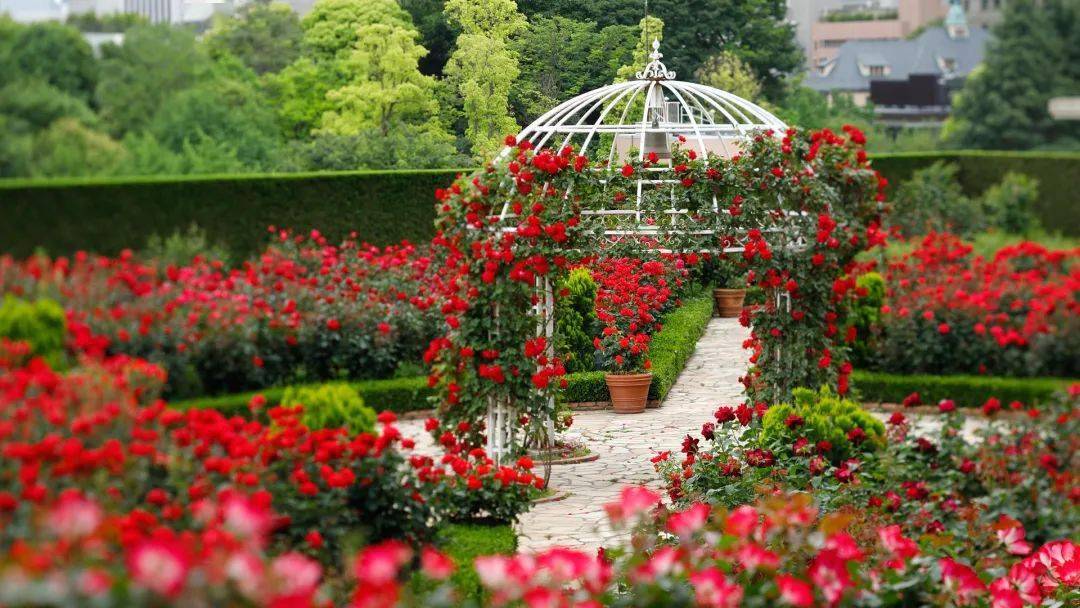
(871, 151, 1080, 236)
(0, 169, 462, 258)
(852, 370, 1075, 408)
(3, 151, 1078, 258)
(172, 292, 716, 419)
(430, 523, 516, 602)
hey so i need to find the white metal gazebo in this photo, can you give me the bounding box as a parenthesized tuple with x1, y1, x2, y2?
(483, 40, 788, 464)
(496, 39, 787, 246)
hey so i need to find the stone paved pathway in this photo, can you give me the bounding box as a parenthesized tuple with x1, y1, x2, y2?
(512, 317, 750, 552)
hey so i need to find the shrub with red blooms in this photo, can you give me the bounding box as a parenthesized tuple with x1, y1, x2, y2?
(592, 256, 685, 373)
(0, 337, 542, 604)
(0, 231, 446, 398)
(352, 488, 1079, 608)
(853, 232, 1079, 377)
(658, 383, 1079, 589)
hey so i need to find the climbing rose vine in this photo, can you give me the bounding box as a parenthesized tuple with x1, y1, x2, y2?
(425, 127, 886, 452)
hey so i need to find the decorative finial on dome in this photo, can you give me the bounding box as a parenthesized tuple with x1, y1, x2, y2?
(635, 38, 676, 81)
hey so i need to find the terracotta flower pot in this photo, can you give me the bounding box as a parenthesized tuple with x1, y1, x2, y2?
(605, 373, 652, 414)
(713, 288, 746, 318)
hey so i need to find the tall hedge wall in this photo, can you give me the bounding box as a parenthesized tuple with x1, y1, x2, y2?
(0, 151, 1076, 257)
(0, 169, 462, 257)
(871, 151, 1080, 236)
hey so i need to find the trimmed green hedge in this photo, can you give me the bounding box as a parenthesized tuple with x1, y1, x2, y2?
(0, 168, 462, 258)
(174, 293, 715, 417)
(434, 523, 516, 602)
(871, 151, 1080, 236)
(852, 370, 1074, 408)
(2, 151, 1076, 257)
(172, 375, 434, 418)
(560, 292, 715, 403)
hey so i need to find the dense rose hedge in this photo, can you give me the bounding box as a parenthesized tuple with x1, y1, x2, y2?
(854, 233, 1079, 378)
(0, 231, 446, 398)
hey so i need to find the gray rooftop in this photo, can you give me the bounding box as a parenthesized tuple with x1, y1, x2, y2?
(806, 26, 991, 92)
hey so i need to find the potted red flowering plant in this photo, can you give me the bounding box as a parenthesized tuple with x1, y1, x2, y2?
(700, 254, 747, 317)
(597, 314, 653, 414)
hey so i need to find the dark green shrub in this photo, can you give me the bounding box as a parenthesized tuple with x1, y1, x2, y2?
(890, 161, 982, 236)
(981, 172, 1041, 235)
(280, 382, 375, 433)
(554, 267, 599, 373)
(852, 370, 1072, 408)
(760, 387, 886, 464)
(850, 272, 884, 365)
(0, 296, 66, 365)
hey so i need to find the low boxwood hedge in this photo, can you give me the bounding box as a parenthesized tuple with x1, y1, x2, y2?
(852, 370, 1074, 408)
(174, 292, 716, 417)
(433, 523, 516, 602)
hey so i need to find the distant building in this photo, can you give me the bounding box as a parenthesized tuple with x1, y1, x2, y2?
(806, 1, 989, 125)
(0, 0, 233, 25)
(0, 0, 69, 22)
(809, 0, 951, 69)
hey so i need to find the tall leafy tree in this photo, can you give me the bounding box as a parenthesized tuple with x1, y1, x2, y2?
(444, 0, 526, 159)
(946, 0, 1080, 150)
(204, 0, 303, 75)
(30, 118, 127, 177)
(4, 21, 98, 101)
(301, 0, 412, 60)
(511, 16, 596, 122)
(402, 0, 455, 76)
(318, 23, 440, 136)
(694, 51, 761, 100)
(615, 16, 664, 82)
(95, 25, 212, 136)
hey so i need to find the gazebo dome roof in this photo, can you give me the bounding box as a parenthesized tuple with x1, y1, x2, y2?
(504, 39, 786, 164)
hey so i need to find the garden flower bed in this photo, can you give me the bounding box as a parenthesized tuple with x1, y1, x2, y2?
(852, 233, 1078, 379)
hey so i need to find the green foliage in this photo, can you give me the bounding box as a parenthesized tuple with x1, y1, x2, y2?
(981, 172, 1041, 235)
(301, 0, 412, 60)
(760, 387, 886, 464)
(2, 21, 97, 101)
(444, 0, 525, 159)
(66, 11, 147, 32)
(849, 272, 884, 364)
(554, 268, 599, 373)
(95, 25, 212, 136)
(146, 77, 280, 169)
(281, 382, 376, 433)
(143, 224, 232, 268)
(945, 0, 1080, 150)
(693, 52, 762, 101)
(318, 22, 441, 137)
(0, 79, 98, 133)
(275, 127, 466, 171)
(872, 151, 1080, 236)
(851, 370, 1073, 408)
(432, 524, 516, 602)
(0, 169, 461, 258)
(890, 161, 982, 236)
(30, 118, 127, 178)
(172, 375, 436, 418)
(0, 296, 67, 365)
(511, 16, 607, 124)
(204, 1, 302, 75)
(615, 16, 664, 82)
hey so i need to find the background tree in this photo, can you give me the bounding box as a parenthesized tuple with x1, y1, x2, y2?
(511, 16, 596, 123)
(3, 21, 98, 101)
(648, 0, 800, 101)
(444, 0, 526, 159)
(30, 118, 127, 177)
(402, 0, 455, 76)
(204, 1, 303, 75)
(694, 51, 761, 101)
(945, 0, 1080, 150)
(615, 16, 663, 82)
(318, 22, 441, 136)
(300, 0, 412, 60)
(95, 25, 212, 136)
